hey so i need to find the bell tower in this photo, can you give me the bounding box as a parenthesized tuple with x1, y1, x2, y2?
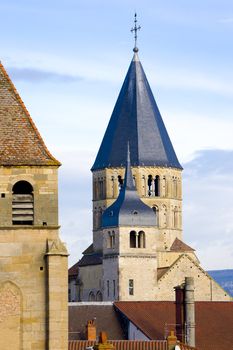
(0, 62, 68, 350)
(101, 147, 158, 301)
(91, 50, 183, 260)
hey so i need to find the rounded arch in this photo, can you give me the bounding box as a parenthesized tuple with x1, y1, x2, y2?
(152, 205, 159, 226)
(154, 175, 160, 196)
(147, 175, 153, 196)
(12, 180, 33, 194)
(138, 231, 146, 248)
(174, 206, 179, 228)
(12, 181, 34, 225)
(130, 230, 137, 248)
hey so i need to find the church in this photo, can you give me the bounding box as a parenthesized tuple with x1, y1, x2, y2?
(74, 44, 231, 303)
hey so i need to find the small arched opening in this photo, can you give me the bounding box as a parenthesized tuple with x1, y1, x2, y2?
(12, 181, 33, 225)
(88, 291, 95, 301)
(118, 175, 124, 190)
(96, 291, 103, 301)
(138, 231, 145, 248)
(154, 175, 160, 196)
(130, 231, 137, 248)
(147, 175, 153, 196)
(152, 205, 159, 226)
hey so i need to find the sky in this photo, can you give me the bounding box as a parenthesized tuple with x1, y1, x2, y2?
(1, 0, 233, 269)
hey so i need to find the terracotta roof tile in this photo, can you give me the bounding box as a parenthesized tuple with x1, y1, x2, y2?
(114, 301, 233, 350)
(68, 340, 168, 350)
(0, 62, 60, 166)
(170, 238, 195, 252)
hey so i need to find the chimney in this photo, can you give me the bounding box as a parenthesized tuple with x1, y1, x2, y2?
(93, 332, 115, 350)
(175, 285, 185, 342)
(86, 319, 97, 341)
(185, 277, 195, 347)
(167, 331, 177, 350)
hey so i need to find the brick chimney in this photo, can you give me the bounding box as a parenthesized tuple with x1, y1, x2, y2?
(86, 319, 97, 341)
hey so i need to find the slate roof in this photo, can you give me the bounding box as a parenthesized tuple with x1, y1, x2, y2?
(0, 62, 60, 166)
(102, 146, 156, 228)
(114, 301, 233, 350)
(92, 52, 182, 171)
(77, 253, 102, 267)
(170, 238, 195, 252)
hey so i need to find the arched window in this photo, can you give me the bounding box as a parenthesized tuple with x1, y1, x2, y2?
(173, 177, 177, 198)
(96, 291, 103, 301)
(118, 175, 123, 190)
(154, 175, 160, 196)
(142, 175, 147, 196)
(111, 176, 115, 198)
(162, 176, 166, 197)
(107, 231, 115, 248)
(138, 231, 145, 248)
(130, 231, 137, 248)
(174, 207, 178, 228)
(152, 205, 159, 226)
(148, 175, 153, 196)
(12, 181, 33, 225)
(88, 291, 95, 301)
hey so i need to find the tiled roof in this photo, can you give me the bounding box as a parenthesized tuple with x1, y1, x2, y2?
(69, 304, 124, 341)
(69, 262, 79, 277)
(77, 253, 102, 267)
(0, 62, 60, 166)
(92, 53, 182, 171)
(68, 340, 168, 350)
(114, 301, 233, 350)
(170, 238, 195, 252)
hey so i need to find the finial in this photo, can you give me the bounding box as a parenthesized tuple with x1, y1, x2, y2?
(131, 13, 141, 52)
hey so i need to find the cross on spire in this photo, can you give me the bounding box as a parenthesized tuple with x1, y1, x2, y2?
(131, 13, 141, 52)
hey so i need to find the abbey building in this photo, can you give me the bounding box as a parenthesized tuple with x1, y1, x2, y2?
(75, 50, 231, 302)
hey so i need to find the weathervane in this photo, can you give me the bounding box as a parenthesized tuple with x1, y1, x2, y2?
(131, 13, 141, 52)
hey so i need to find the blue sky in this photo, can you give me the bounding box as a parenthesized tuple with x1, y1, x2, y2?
(1, 0, 233, 269)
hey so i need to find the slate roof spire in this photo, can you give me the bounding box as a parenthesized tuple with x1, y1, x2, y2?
(92, 50, 182, 171)
(102, 144, 156, 228)
(0, 62, 60, 166)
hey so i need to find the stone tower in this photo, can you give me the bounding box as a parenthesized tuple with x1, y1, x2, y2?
(77, 49, 231, 302)
(92, 51, 182, 258)
(101, 146, 158, 300)
(0, 62, 68, 349)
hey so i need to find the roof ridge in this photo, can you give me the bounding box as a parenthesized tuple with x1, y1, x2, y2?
(0, 62, 60, 166)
